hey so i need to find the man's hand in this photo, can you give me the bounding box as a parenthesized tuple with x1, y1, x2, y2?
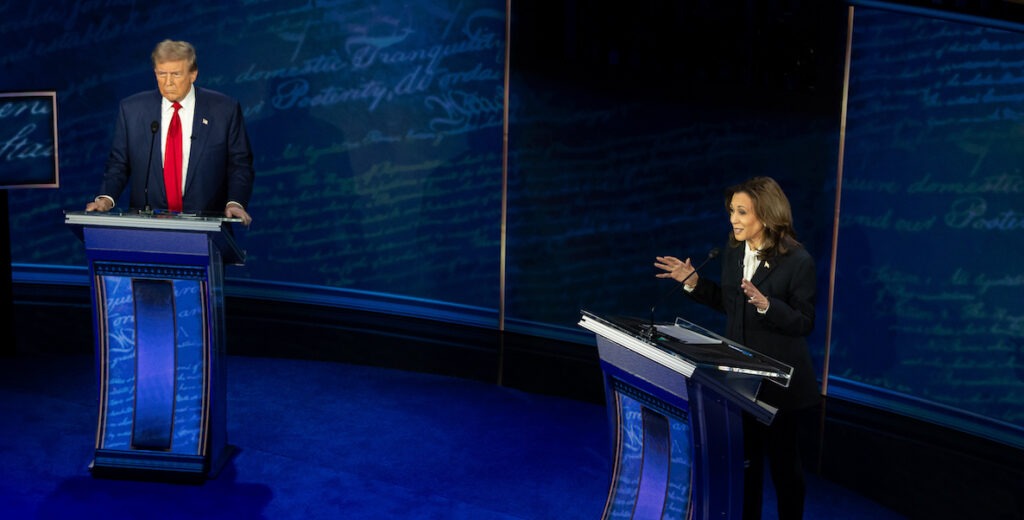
(225, 203, 252, 227)
(85, 197, 114, 212)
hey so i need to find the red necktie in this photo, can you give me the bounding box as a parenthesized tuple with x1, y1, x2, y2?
(163, 101, 183, 212)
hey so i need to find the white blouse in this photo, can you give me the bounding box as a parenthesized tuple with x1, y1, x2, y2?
(742, 241, 761, 281)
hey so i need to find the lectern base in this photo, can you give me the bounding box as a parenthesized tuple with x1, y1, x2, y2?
(89, 445, 236, 483)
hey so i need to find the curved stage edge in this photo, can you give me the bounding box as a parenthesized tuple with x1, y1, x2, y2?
(8, 265, 1024, 519)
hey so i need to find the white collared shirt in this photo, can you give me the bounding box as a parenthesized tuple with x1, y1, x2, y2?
(744, 242, 771, 314)
(161, 86, 196, 195)
(743, 241, 761, 281)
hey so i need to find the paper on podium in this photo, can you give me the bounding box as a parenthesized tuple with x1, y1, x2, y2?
(655, 324, 720, 344)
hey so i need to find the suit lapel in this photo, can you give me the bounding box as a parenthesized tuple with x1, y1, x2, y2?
(185, 87, 209, 195)
(751, 253, 779, 287)
(725, 245, 744, 285)
(146, 93, 166, 202)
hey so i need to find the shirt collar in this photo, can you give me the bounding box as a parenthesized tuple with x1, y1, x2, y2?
(745, 241, 760, 257)
(162, 86, 196, 111)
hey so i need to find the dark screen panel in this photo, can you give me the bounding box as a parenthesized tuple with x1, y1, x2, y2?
(503, 82, 839, 345)
(503, 2, 844, 362)
(0, 91, 58, 189)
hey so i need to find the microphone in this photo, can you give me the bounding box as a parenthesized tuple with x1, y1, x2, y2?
(647, 248, 720, 336)
(142, 120, 159, 214)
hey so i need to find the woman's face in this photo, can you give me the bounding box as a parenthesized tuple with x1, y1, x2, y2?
(729, 191, 765, 248)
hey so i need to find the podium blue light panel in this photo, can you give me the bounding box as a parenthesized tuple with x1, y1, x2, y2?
(579, 312, 791, 520)
(66, 211, 243, 480)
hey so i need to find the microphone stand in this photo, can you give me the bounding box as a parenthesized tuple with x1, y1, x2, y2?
(645, 248, 720, 340)
(142, 121, 159, 214)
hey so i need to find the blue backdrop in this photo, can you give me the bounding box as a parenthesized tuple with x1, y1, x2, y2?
(1, 1, 1021, 449)
(3, 0, 506, 310)
(829, 5, 1024, 446)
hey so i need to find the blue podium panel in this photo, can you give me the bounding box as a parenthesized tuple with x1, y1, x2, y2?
(67, 212, 240, 480)
(604, 383, 693, 520)
(131, 278, 176, 450)
(95, 266, 209, 458)
(580, 312, 788, 520)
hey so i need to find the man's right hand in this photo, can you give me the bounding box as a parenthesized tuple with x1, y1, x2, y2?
(85, 197, 114, 212)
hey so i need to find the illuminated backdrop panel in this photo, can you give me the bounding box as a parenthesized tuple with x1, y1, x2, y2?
(2, 0, 506, 311)
(830, 6, 1024, 444)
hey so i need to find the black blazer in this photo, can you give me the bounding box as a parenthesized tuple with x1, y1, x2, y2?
(688, 242, 821, 411)
(100, 87, 254, 213)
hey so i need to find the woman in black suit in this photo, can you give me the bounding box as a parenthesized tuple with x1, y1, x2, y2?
(654, 176, 820, 520)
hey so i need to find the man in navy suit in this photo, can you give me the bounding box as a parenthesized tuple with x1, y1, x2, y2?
(86, 39, 254, 226)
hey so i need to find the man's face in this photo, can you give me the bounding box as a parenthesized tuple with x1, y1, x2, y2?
(154, 59, 197, 102)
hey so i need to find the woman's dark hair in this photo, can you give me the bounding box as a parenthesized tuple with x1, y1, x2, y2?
(725, 176, 800, 259)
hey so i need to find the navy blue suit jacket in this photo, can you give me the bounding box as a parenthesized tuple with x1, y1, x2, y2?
(688, 242, 821, 411)
(99, 87, 254, 213)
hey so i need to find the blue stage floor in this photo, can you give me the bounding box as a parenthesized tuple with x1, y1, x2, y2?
(0, 354, 904, 519)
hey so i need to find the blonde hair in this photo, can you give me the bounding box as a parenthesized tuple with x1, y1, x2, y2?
(152, 39, 197, 71)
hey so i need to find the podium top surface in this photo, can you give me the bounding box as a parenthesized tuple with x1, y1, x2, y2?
(579, 310, 793, 387)
(65, 210, 242, 233)
(65, 210, 245, 264)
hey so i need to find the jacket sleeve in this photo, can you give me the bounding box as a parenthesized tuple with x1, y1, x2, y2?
(224, 100, 254, 208)
(687, 272, 727, 315)
(98, 101, 132, 201)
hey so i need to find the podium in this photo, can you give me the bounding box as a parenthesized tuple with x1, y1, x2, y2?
(66, 211, 243, 480)
(578, 311, 792, 520)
